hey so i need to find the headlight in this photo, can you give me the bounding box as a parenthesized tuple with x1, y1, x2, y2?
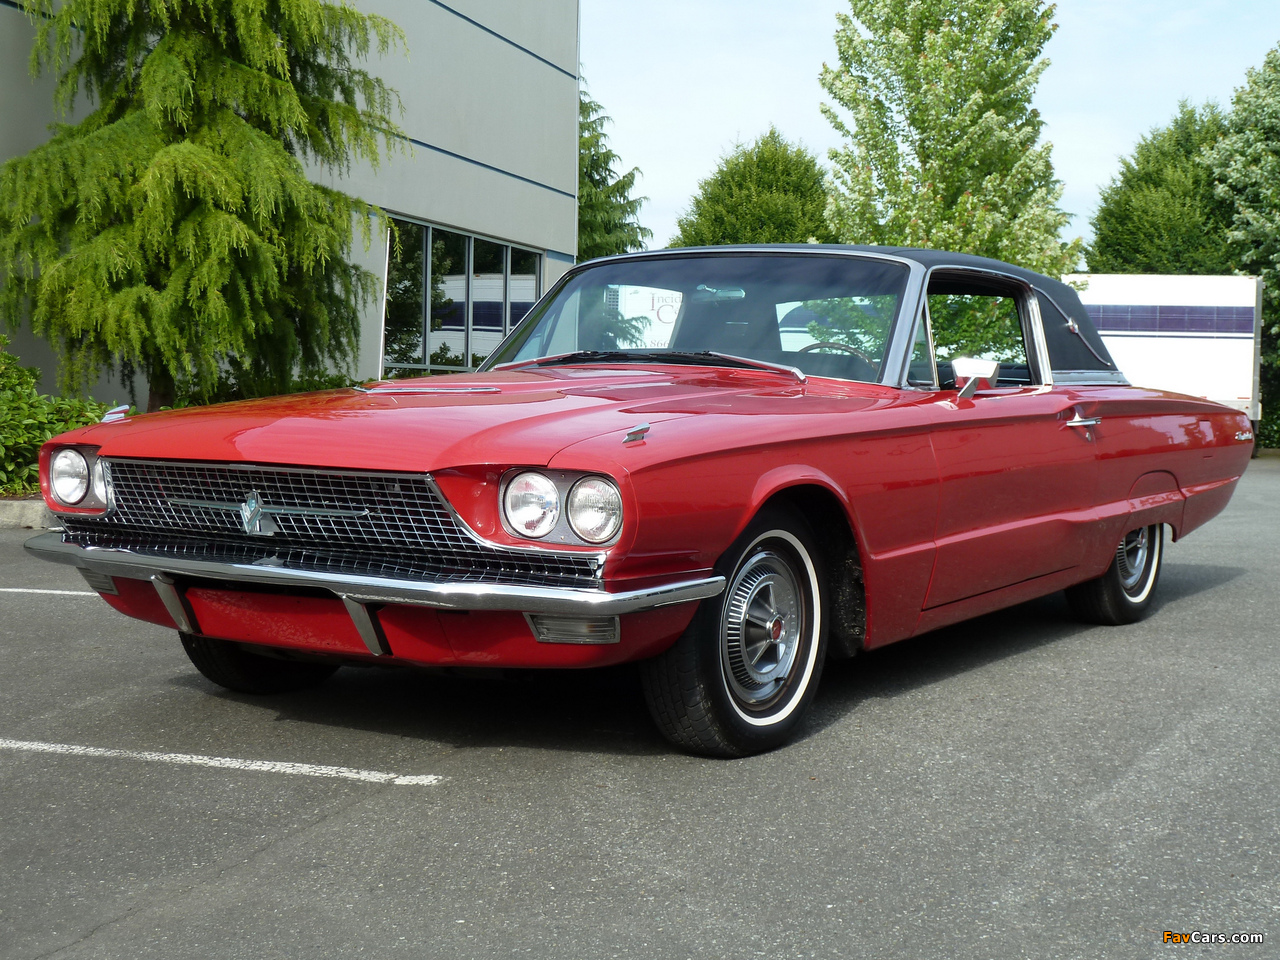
(503, 472, 560, 539)
(51, 449, 90, 505)
(567, 477, 623, 543)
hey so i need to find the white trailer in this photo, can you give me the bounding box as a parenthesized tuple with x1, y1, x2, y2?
(1067, 274, 1264, 424)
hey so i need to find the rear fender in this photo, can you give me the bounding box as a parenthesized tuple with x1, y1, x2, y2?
(1127, 471, 1186, 540)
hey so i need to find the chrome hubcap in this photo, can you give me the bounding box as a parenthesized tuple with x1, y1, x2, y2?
(722, 549, 804, 707)
(1116, 527, 1150, 592)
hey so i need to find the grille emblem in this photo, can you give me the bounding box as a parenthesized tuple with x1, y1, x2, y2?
(239, 490, 278, 536)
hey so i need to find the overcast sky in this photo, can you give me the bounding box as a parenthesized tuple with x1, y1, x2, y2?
(579, 0, 1280, 251)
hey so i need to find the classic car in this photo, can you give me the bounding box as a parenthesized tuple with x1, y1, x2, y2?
(25, 246, 1254, 757)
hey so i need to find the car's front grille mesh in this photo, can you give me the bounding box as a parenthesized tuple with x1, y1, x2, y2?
(62, 460, 600, 588)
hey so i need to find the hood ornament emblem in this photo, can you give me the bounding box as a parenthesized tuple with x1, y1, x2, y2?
(623, 422, 651, 444)
(239, 490, 279, 537)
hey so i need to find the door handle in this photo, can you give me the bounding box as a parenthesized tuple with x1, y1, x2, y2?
(1066, 415, 1101, 429)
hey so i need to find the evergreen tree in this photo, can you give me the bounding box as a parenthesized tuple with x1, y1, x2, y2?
(0, 0, 404, 409)
(578, 87, 651, 261)
(1209, 43, 1280, 441)
(672, 127, 835, 247)
(821, 0, 1080, 278)
(1088, 102, 1232, 275)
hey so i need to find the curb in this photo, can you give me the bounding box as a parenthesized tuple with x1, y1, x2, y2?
(0, 499, 54, 530)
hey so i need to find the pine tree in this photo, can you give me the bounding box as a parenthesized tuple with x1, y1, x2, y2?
(1208, 43, 1280, 441)
(0, 0, 404, 409)
(821, 0, 1080, 277)
(672, 127, 835, 247)
(1088, 102, 1232, 275)
(578, 87, 651, 261)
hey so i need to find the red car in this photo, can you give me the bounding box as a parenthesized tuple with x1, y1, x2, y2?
(26, 247, 1254, 756)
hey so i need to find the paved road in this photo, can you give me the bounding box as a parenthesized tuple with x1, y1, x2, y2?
(2, 459, 1277, 960)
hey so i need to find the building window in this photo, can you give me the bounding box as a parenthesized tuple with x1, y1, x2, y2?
(382, 218, 542, 378)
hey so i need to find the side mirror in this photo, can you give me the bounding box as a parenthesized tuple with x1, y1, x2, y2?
(952, 357, 1001, 399)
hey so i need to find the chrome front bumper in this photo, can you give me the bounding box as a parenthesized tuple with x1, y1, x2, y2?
(24, 532, 725, 617)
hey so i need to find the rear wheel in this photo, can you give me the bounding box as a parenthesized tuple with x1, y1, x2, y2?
(1066, 524, 1164, 625)
(640, 507, 828, 757)
(180, 632, 339, 694)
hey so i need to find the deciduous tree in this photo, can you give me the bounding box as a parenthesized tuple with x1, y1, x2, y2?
(821, 0, 1080, 277)
(1209, 43, 1280, 442)
(0, 0, 404, 409)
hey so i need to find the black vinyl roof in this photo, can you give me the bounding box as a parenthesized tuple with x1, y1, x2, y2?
(856, 245, 1117, 374)
(611, 245, 1118, 374)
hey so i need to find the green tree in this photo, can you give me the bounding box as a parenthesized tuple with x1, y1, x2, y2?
(821, 0, 1080, 278)
(578, 87, 651, 261)
(0, 0, 404, 410)
(671, 127, 836, 247)
(1088, 102, 1233, 275)
(1209, 43, 1280, 442)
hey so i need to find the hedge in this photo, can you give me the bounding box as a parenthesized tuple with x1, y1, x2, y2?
(0, 335, 110, 496)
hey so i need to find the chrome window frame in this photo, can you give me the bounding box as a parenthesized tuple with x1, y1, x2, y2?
(892, 265, 1055, 390)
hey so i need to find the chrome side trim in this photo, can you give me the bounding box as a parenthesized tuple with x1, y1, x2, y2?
(24, 533, 724, 617)
(341, 597, 391, 656)
(151, 574, 198, 634)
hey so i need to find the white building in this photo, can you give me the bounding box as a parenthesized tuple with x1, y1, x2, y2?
(0, 0, 581, 396)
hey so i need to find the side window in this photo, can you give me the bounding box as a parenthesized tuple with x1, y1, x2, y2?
(926, 277, 1034, 388)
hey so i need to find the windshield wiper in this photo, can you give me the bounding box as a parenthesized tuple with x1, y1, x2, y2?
(498, 350, 805, 381)
(690, 352, 806, 382)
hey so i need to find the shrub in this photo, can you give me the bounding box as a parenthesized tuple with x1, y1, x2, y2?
(1258, 412, 1280, 450)
(0, 335, 109, 496)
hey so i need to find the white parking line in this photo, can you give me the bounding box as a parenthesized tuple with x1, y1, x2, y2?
(0, 738, 442, 786)
(0, 588, 96, 596)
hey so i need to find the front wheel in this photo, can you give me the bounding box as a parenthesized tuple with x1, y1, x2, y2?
(640, 507, 828, 757)
(1066, 524, 1164, 625)
(180, 633, 339, 694)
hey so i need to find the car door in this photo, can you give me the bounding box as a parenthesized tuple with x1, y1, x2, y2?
(917, 269, 1099, 609)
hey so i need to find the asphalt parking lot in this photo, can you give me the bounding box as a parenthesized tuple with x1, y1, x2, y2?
(2, 459, 1278, 960)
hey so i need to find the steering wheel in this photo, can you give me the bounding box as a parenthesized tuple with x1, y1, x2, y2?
(798, 341, 873, 363)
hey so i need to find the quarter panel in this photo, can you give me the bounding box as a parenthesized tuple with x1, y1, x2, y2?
(1076, 386, 1253, 547)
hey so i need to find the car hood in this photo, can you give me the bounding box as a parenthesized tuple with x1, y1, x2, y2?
(67, 367, 888, 473)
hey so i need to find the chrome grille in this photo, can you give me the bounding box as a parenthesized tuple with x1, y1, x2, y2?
(63, 459, 600, 588)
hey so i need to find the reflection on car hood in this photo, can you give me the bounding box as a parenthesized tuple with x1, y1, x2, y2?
(66, 366, 890, 472)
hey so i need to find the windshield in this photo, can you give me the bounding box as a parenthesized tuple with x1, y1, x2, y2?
(481, 254, 912, 383)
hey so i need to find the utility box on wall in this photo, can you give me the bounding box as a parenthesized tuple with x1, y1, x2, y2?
(1067, 274, 1264, 423)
